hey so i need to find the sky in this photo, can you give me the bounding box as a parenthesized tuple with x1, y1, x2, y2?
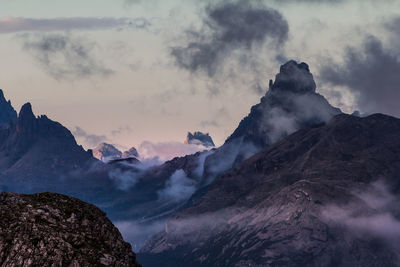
(1, 0, 400, 152)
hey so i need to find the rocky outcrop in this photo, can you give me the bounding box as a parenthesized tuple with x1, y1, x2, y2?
(184, 132, 215, 147)
(0, 191, 141, 266)
(140, 114, 400, 266)
(0, 89, 17, 127)
(93, 143, 122, 162)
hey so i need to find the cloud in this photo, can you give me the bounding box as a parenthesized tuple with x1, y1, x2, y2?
(115, 220, 165, 251)
(322, 182, 400, 247)
(108, 169, 140, 190)
(137, 141, 208, 162)
(319, 35, 400, 117)
(111, 126, 133, 137)
(171, 2, 288, 77)
(73, 126, 107, 148)
(200, 120, 220, 128)
(157, 170, 197, 202)
(22, 33, 113, 80)
(0, 17, 150, 33)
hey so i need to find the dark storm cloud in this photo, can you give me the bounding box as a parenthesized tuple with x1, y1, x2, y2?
(22, 34, 113, 80)
(171, 2, 289, 77)
(0, 17, 150, 33)
(319, 35, 400, 117)
(73, 127, 108, 148)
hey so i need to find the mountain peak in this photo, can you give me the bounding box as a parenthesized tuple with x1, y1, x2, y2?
(0, 89, 17, 126)
(0, 89, 4, 101)
(184, 131, 215, 147)
(92, 143, 122, 162)
(19, 102, 35, 120)
(270, 60, 316, 94)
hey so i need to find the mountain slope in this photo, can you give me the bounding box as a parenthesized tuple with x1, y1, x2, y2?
(140, 113, 400, 266)
(0, 191, 141, 266)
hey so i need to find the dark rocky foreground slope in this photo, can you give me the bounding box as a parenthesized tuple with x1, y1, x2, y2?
(140, 113, 400, 267)
(0, 192, 141, 266)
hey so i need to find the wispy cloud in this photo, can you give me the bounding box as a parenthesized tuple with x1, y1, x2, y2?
(22, 33, 113, 80)
(137, 141, 207, 162)
(73, 126, 108, 148)
(0, 17, 150, 33)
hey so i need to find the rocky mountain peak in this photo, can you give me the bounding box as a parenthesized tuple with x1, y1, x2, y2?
(184, 131, 215, 147)
(122, 147, 139, 158)
(93, 143, 122, 162)
(18, 102, 35, 120)
(0, 89, 17, 126)
(270, 60, 316, 94)
(16, 102, 37, 134)
(203, 60, 341, 179)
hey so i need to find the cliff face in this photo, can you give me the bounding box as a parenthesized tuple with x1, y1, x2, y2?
(0, 192, 141, 267)
(0, 89, 17, 127)
(140, 114, 400, 266)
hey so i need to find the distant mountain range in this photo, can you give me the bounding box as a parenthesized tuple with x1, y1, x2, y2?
(92, 142, 139, 162)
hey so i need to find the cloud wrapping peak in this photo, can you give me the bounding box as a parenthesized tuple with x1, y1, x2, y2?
(171, 2, 288, 77)
(0, 17, 150, 34)
(22, 33, 113, 80)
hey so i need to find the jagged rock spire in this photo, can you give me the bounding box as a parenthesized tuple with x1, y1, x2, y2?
(270, 60, 316, 94)
(0, 89, 17, 126)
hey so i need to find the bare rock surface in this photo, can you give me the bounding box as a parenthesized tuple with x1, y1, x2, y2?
(0, 192, 141, 267)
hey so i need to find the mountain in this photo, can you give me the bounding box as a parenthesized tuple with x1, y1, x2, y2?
(122, 147, 139, 159)
(0, 191, 141, 266)
(184, 132, 215, 147)
(93, 144, 139, 162)
(93, 143, 122, 162)
(109, 60, 343, 248)
(202, 60, 342, 180)
(0, 89, 17, 126)
(140, 113, 400, 266)
(0, 103, 98, 191)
